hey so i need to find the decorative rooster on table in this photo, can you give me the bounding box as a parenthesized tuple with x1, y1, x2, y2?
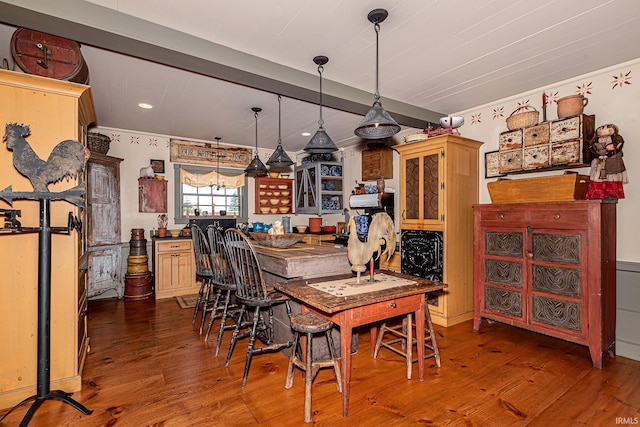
(3, 123, 89, 192)
(347, 212, 396, 283)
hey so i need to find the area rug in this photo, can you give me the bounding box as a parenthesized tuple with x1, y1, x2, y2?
(175, 294, 198, 309)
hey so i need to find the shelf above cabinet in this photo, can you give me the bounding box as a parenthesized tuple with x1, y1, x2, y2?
(255, 177, 293, 215)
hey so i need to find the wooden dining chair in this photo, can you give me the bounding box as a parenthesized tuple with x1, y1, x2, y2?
(204, 225, 240, 356)
(190, 224, 215, 335)
(223, 228, 293, 388)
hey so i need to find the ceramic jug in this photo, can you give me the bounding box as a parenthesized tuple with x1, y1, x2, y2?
(356, 215, 369, 236)
(557, 94, 588, 119)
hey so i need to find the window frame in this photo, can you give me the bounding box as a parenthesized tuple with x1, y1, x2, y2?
(173, 163, 248, 225)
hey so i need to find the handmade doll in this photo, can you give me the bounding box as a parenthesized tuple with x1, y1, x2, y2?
(586, 123, 628, 199)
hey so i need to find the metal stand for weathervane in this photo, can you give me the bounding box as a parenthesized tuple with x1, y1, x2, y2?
(0, 123, 92, 426)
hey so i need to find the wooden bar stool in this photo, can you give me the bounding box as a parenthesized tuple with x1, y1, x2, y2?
(285, 311, 342, 423)
(374, 308, 440, 379)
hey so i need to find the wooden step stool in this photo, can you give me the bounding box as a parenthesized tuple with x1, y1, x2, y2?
(285, 311, 342, 423)
(373, 308, 441, 379)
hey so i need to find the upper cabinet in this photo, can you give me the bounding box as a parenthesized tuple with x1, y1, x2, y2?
(361, 145, 393, 181)
(295, 159, 343, 215)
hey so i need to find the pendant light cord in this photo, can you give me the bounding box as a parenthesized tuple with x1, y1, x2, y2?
(374, 22, 381, 101)
(254, 110, 259, 154)
(278, 95, 282, 143)
(318, 63, 324, 127)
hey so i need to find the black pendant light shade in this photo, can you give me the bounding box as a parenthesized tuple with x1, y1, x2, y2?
(266, 95, 294, 167)
(304, 55, 338, 154)
(245, 107, 268, 176)
(354, 9, 400, 140)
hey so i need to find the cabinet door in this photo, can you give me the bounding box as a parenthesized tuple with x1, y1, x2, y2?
(87, 157, 121, 246)
(87, 245, 123, 298)
(528, 229, 587, 336)
(157, 252, 193, 290)
(400, 147, 443, 227)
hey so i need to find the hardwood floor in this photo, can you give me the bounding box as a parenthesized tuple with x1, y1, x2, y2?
(2, 297, 639, 426)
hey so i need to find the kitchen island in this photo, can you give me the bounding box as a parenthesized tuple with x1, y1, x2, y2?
(253, 242, 353, 356)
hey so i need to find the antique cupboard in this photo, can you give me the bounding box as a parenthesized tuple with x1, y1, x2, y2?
(0, 69, 96, 409)
(473, 200, 616, 368)
(395, 134, 483, 327)
(86, 153, 123, 298)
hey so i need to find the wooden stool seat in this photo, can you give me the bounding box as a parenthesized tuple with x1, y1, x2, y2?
(290, 311, 333, 334)
(374, 308, 441, 380)
(285, 311, 342, 423)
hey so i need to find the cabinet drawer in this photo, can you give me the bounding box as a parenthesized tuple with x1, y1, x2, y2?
(352, 296, 419, 323)
(524, 122, 550, 146)
(498, 149, 523, 173)
(499, 129, 523, 150)
(157, 240, 192, 252)
(550, 116, 581, 142)
(523, 145, 550, 170)
(480, 209, 526, 223)
(528, 209, 587, 225)
(551, 140, 582, 165)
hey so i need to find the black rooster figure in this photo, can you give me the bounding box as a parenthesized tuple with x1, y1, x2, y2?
(3, 123, 89, 192)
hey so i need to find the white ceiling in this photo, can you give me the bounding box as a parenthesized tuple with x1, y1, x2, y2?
(2, 0, 640, 153)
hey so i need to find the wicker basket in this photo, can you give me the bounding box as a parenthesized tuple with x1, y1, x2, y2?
(87, 132, 111, 154)
(506, 106, 539, 130)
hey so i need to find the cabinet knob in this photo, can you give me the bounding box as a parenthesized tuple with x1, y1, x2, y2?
(553, 213, 561, 219)
(171, 254, 180, 257)
(498, 213, 505, 219)
(388, 302, 397, 308)
(526, 252, 533, 259)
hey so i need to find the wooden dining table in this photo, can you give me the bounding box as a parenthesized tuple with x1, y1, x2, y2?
(274, 271, 447, 417)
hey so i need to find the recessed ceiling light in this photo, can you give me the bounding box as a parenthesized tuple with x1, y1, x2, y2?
(138, 102, 153, 109)
(301, 132, 311, 137)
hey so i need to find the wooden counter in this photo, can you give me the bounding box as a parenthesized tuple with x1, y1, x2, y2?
(254, 243, 351, 283)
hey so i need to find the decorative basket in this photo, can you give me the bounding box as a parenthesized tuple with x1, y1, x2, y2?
(87, 132, 111, 154)
(506, 106, 539, 130)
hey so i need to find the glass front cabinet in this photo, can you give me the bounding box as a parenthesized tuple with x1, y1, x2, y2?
(295, 159, 343, 215)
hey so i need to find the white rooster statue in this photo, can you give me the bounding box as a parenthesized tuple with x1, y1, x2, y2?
(347, 212, 396, 283)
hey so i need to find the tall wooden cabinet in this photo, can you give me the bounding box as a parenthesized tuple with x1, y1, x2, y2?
(473, 201, 617, 368)
(394, 134, 483, 327)
(86, 153, 123, 298)
(0, 69, 96, 409)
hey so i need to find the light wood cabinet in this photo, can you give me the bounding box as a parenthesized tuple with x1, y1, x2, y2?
(0, 69, 96, 409)
(473, 201, 617, 368)
(255, 177, 293, 215)
(394, 134, 483, 327)
(87, 153, 123, 298)
(153, 238, 196, 299)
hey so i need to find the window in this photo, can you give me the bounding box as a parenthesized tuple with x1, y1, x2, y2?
(173, 164, 248, 224)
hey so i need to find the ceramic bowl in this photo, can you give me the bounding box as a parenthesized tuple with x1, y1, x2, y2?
(268, 171, 280, 178)
(277, 185, 288, 190)
(250, 232, 302, 248)
(269, 199, 280, 205)
(278, 207, 290, 214)
(281, 190, 290, 196)
(260, 206, 271, 214)
(295, 225, 308, 233)
(270, 208, 278, 214)
(439, 115, 464, 129)
(259, 184, 267, 189)
(168, 229, 181, 238)
(280, 199, 289, 205)
(260, 200, 269, 205)
(272, 191, 280, 196)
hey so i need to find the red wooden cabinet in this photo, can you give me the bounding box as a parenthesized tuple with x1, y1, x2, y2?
(473, 200, 617, 368)
(138, 177, 167, 213)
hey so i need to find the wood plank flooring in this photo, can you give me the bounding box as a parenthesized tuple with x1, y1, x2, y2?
(2, 297, 639, 426)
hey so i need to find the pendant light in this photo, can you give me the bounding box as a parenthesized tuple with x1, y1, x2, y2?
(354, 9, 401, 140)
(266, 95, 294, 167)
(303, 55, 338, 154)
(214, 136, 225, 189)
(244, 107, 268, 176)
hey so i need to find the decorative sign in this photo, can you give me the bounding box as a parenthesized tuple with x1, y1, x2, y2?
(170, 139, 252, 168)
